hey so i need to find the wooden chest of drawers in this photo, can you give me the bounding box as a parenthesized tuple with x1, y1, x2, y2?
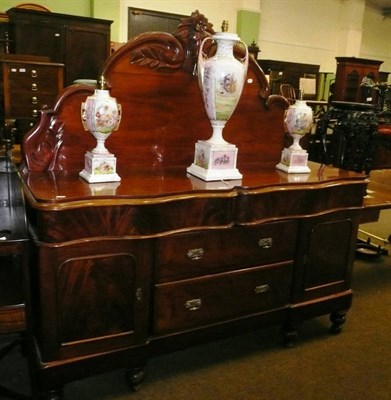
(1, 56, 63, 142)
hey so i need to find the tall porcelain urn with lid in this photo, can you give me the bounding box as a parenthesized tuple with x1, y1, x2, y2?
(187, 21, 248, 181)
(79, 76, 122, 183)
(276, 91, 313, 173)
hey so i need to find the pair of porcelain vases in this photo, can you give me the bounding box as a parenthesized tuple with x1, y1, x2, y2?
(79, 24, 312, 184)
(188, 26, 313, 179)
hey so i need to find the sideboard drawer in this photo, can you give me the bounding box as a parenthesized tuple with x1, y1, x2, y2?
(156, 220, 298, 283)
(154, 261, 293, 333)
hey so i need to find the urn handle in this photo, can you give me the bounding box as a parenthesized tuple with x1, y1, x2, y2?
(237, 39, 249, 71)
(197, 36, 213, 85)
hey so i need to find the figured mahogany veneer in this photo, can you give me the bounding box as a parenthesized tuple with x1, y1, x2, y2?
(19, 11, 370, 400)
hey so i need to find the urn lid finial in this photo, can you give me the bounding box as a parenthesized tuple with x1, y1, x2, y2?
(98, 75, 107, 90)
(221, 20, 228, 32)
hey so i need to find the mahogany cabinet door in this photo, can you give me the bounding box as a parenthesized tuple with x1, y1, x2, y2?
(34, 239, 152, 361)
(291, 209, 360, 303)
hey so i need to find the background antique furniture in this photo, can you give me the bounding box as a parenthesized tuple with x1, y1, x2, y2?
(19, 11, 370, 400)
(309, 101, 379, 173)
(0, 54, 63, 144)
(5, 7, 112, 86)
(0, 156, 30, 399)
(279, 83, 296, 105)
(334, 57, 383, 103)
(258, 59, 319, 98)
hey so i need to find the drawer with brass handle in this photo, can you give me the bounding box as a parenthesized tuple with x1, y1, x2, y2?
(156, 220, 298, 283)
(154, 261, 293, 333)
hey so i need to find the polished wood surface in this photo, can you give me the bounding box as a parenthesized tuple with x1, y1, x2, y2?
(19, 11, 371, 400)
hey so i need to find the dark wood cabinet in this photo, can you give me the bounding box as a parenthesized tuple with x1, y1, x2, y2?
(6, 8, 112, 86)
(334, 57, 383, 103)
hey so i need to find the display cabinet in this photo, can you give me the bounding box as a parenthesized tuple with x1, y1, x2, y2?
(334, 57, 383, 103)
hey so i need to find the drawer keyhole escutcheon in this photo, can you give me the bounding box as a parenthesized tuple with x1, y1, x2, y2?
(185, 298, 202, 311)
(258, 237, 273, 249)
(254, 284, 270, 294)
(187, 248, 204, 261)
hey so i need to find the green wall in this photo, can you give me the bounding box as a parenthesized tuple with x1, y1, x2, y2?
(1, 0, 120, 41)
(236, 10, 260, 47)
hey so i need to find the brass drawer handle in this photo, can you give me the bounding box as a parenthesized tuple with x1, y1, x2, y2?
(258, 237, 273, 249)
(135, 288, 143, 301)
(32, 109, 38, 117)
(31, 69, 37, 78)
(254, 284, 270, 294)
(187, 248, 204, 261)
(31, 96, 38, 105)
(31, 83, 38, 91)
(185, 298, 202, 311)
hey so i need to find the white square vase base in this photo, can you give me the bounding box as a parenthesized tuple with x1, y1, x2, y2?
(80, 151, 121, 183)
(276, 148, 311, 174)
(187, 140, 242, 181)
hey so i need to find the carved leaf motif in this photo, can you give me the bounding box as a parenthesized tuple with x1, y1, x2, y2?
(129, 42, 182, 71)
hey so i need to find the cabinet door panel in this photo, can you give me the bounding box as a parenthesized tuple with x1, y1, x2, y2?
(58, 253, 137, 343)
(66, 26, 110, 84)
(305, 219, 352, 288)
(37, 239, 152, 361)
(292, 210, 359, 302)
(13, 22, 65, 63)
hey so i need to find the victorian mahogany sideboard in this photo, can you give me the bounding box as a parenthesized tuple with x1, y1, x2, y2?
(19, 12, 369, 399)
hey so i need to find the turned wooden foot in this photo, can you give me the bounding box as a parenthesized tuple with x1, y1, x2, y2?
(282, 325, 298, 348)
(125, 367, 145, 392)
(330, 311, 346, 334)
